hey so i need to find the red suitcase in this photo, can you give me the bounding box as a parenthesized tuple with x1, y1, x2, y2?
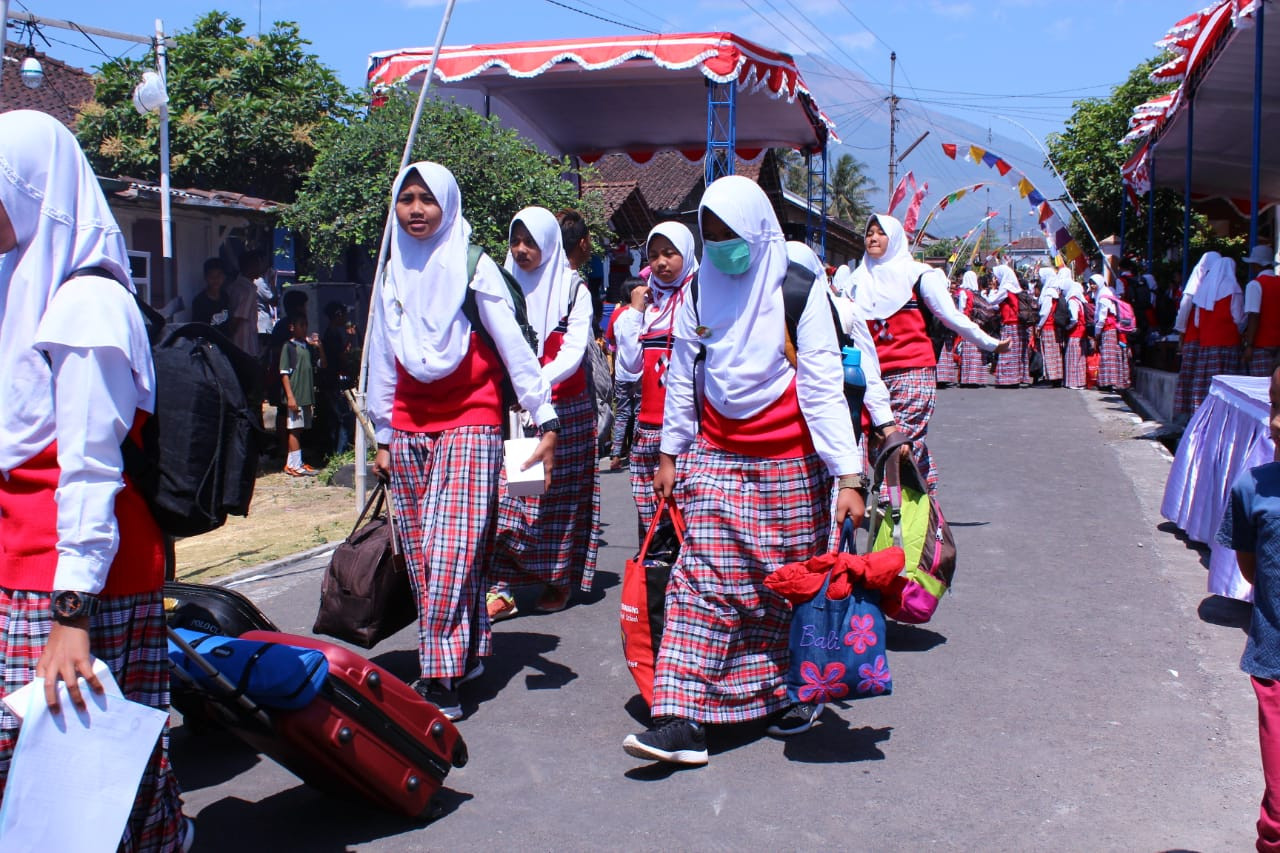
(174, 628, 467, 820)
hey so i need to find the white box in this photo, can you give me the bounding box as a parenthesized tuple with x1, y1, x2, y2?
(504, 437, 546, 497)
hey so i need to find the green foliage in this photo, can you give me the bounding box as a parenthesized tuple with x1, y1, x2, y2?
(75, 11, 351, 202)
(1046, 56, 1196, 265)
(285, 90, 607, 272)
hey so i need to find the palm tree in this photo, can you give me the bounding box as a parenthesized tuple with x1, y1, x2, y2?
(829, 153, 876, 225)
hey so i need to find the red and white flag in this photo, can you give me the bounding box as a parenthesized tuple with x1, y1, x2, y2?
(888, 171, 915, 217)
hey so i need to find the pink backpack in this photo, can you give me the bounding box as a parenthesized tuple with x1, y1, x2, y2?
(1114, 298, 1137, 333)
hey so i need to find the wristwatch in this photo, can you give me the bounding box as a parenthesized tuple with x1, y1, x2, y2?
(837, 473, 871, 494)
(540, 418, 562, 434)
(51, 590, 101, 624)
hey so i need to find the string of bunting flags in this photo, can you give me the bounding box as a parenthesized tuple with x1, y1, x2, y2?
(911, 182, 986, 248)
(940, 142, 1089, 273)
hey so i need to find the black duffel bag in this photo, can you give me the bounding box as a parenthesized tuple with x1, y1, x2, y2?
(313, 482, 417, 649)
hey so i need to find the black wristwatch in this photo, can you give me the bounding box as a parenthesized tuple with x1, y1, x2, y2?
(540, 418, 562, 434)
(51, 590, 101, 624)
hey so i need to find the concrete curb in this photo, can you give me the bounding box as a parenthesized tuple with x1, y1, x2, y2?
(214, 540, 342, 587)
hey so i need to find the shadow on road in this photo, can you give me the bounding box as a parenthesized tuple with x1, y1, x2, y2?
(189, 783, 473, 851)
(1157, 521, 1211, 571)
(886, 622, 947, 652)
(171, 725, 263, 792)
(1198, 595, 1251, 632)
(783, 716, 892, 764)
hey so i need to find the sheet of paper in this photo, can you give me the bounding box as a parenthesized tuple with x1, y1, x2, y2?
(3, 658, 121, 721)
(0, 666, 168, 853)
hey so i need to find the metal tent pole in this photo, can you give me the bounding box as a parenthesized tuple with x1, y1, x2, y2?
(0, 0, 9, 108)
(704, 79, 736, 185)
(1249, 0, 1265, 249)
(354, 0, 458, 511)
(1118, 178, 1127, 261)
(1147, 154, 1157, 274)
(155, 20, 173, 304)
(1182, 94, 1194, 286)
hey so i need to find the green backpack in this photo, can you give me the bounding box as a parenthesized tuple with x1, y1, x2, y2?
(462, 244, 538, 355)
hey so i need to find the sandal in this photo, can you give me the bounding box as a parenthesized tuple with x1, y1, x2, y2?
(486, 590, 518, 622)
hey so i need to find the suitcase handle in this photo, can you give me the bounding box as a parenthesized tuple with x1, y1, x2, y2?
(166, 626, 272, 727)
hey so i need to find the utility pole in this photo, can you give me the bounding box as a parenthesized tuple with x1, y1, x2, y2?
(887, 51, 898, 192)
(1, 0, 9, 108)
(1007, 203, 1013, 244)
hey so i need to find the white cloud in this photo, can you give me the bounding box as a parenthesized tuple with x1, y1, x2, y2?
(931, 2, 975, 18)
(839, 31, 876, 51)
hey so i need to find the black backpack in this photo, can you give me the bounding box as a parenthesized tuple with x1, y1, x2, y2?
(72, 268, 264, 537)
(1017, 291, 1039, 327)
(1053, 296, 1074, 339)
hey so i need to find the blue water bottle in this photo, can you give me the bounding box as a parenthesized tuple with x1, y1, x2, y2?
(842, 345, 865, 389)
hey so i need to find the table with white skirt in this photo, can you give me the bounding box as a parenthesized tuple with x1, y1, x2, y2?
(1161, 374, 1275, 602)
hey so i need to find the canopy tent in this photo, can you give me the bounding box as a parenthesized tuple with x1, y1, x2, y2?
(1122, 1, 1276, 217)
(367, 33, 837, 162)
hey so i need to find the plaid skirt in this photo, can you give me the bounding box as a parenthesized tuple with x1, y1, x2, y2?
(652, 440, 831, 723)
(1064, 336, 1087, 389)
(494, 391, 600, 593)
(390, 426, 502, 679)
(1098, 329, 1131, 389)
(1189, 345, 1242, 413)
(629, 424, 663, 534)
(1038, 327, 1064, 382)
(995, 323, 1029, 385)
(881, 366, 939, 495)
(0, 590, 183, 852)
(1173, 341, 1200, 416)
(936, 336, 959, 385)
(958, 339, 987, 385)
(1247, 347, 1279, 377)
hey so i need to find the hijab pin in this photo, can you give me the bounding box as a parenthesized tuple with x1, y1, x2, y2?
(695, 325, 712, 339)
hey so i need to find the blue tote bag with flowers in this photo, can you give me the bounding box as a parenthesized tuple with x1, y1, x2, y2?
(784, 521, 891, 705)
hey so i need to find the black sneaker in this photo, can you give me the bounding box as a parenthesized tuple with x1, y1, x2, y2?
(766, 702, 824, 737)
(413, 678, 462, 721)
(622, 717, 708, 765)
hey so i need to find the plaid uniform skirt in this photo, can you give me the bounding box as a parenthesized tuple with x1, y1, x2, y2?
(390, 426, 502, 679)
(0, 590, 183, 852)
(1248, 347, 1279, 377)
(1173, 341, 1200, 417)
(1189, 345, 1242, 413)
(1098, 329, 1131, 389)
(1038, 327, 1064, 382)
(881, 366, 939, 495)
(629, 424, 663, 534)
(494, 391, 600, 593)
(936, 336, 959, 385)
(1064, 336, 1087, 389)
(958, 339, 987, 385)
(995, 323, 1029, 385)
(651, 440, 831, 724)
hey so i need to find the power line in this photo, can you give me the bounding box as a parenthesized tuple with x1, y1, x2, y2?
(541, 0, 656, 34)
(570, 0, 654, 33)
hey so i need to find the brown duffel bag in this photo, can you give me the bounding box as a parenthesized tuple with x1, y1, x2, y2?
(313, 481, 416, 648)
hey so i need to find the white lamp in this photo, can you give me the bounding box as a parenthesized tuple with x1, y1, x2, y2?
(19, 54, 42, 89)
(131, 70, 167, 115)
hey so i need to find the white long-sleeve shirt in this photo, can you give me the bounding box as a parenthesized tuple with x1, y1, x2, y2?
(921, 275, 1001, 351)
(830, 295, 896, 429)
(612, 307, 643, 383)
(367, 255, 557, 444)
(661, 278, 861, 476)
(1245, 277, 1269, 315)
(1174, 291, 1195, 333)
(1038, 293, 1057, 326)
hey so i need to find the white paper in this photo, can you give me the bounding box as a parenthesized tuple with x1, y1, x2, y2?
(504, 437, 546, 497)
(0, 664, 168, 853)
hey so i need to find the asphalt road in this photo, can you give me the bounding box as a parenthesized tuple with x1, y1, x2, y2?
(172, 387, 1259, 852)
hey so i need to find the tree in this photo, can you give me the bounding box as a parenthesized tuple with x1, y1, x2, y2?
(829, 152, 875, 225)
(285, 90, 607, 273)
(75, 12, 350, 202)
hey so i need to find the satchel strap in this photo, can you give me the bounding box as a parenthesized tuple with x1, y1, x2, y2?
(349, 481, 386, 539)
(636, 496, 686, 563)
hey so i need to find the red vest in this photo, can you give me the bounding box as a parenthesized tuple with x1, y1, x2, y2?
(999, 293, 1019, 327)
(1042, 298, 1058, 332)
(1100, 297, 1118, 333)
(392, 333, 503, 432)
(636, 294, 682, 427)
(867, 289, 936, 373)
(1184, 302, 1200, 344)
(1254, 275, 1280, 348)
(701, 380, 816, 460)
(1069, 297, 1086, 339)
(0, 417, 164, 596)
(1198, 294, 1241, 347)
(542, 326, 587, 402)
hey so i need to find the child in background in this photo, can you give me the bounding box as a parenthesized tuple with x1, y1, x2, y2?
(280, 313, 321, 477)
(608, 278, 647, 470)
(1217, 364, 1280, 851)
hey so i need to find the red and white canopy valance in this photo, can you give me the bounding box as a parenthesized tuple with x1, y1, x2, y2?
(367, 32, 837, 162)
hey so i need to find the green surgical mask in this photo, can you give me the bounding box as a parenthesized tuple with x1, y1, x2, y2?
(704, 238, 752, 275)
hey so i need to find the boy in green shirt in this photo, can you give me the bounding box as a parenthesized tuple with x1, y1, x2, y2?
(280, 312, 322, 476)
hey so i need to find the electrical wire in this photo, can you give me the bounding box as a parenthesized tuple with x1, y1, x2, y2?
(542, 0, 657, 34)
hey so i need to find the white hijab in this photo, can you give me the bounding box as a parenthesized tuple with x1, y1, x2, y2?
(1091, 273, 1116, 309)
(1183, 250, 1220, 304)
(993, 264, 1023, 295)
(1038, 267, 1060, 300)
(850, 214, 937, 320)
(505, 206, 576, 356)
(645, 221, 698, 305)
(785, 241, 826, 280)
(0, 110, 151, 471)
(1057, 267, 1083, 303)
(681, 175, 790, 419)
(1192, 252, 1240, 310)
(960, 270, 979, 292)
(380, 162, 481, 383)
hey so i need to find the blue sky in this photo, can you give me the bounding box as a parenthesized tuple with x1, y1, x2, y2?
(11, 0, 1186, 234)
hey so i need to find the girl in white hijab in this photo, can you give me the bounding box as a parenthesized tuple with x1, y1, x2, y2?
(1057, 269, 1091, 389)
(489, 206, 599, 618)
(1036, 270, 1065, 385)
(1172, 250, 1220, 418)
(0, 110, 188, 849)
(955, 270, 989, 385)
(1091, 273, 1131, 391)
(615, 221, 699, 530)
(366, 162, 557, 719)
(1185, 253, 1244, 408)
(622, 176, 863, 766)
(849, 214, 1007, 493)
(988, 264, 1031, 387)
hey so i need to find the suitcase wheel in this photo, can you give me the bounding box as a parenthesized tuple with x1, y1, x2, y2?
(452, 739, 468, 769)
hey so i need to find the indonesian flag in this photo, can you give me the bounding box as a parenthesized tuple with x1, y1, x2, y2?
(888, 171, 915, 217)
(903, 181, 929, 237)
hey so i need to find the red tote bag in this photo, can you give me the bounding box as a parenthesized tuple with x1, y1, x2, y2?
(620, 497, 685, 706)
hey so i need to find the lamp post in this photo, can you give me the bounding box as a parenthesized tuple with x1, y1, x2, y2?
(0, 0, 8, 107)
(131, 20, 172, 302)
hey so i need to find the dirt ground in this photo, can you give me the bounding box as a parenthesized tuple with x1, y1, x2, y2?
(173, 471, 358, 583)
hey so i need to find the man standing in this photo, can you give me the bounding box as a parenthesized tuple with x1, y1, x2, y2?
(226, 249, 264, 359)
(1243, 245, 1279, 377)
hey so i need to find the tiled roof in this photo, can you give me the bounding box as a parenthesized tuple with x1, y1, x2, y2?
(103, 177, 283, 213)
(0, 44, 95, 128)
(592, 151, 771, 215)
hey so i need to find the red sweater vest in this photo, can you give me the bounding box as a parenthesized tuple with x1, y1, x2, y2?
(999, 293, 1019, 327)
(0, 417, 164, 596)
(1198, 294, 1241, 347)
(701, 380, 816, 459)
(638, 331, 672, 427)
(1254, 275, 1280, 348)
(868, 290, 936, 373)
(1069, 298, 1087, 339)
(392, 333, 503, 432)
(1184, 302, 1200, 344)
(542, 328, 587, 402)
